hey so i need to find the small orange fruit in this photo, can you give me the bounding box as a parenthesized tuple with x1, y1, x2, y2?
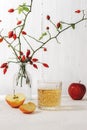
(19, 102, 36, 114)
(5, 93, 25, 108)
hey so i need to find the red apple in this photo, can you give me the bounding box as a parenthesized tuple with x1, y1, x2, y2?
(68, 82, 86, 100)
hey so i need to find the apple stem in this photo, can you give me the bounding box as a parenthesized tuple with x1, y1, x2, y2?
(79, 80, 81, 84)
(13, 89, 18, 99)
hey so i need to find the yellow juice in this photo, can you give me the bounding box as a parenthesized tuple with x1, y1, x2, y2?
(38, 88, 61, 108)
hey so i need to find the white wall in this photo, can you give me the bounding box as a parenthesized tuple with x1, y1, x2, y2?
(41, 0, 87, 95)
(0, 0, 87, 96)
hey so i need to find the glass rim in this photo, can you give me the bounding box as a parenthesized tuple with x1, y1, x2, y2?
(37, 80, 62, 89)
(37, 80, 62, 84)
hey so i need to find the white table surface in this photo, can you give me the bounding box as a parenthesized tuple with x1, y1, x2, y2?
(0, 95, 87, 130)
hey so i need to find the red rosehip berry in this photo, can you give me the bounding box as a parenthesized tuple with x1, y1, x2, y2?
(46, 26, 49, 30)
(17, 20, 22, 25)
(56, 22, 61, 28)
(8, 8, 14, 13)
(26, 50, 30, 58)
(13, 34, 17, 40)
(8, 31, 13, 38)
(3, 67, 8, 74)
(29, 60, 33, 65)
(32, 58, 38, 62)
(21, 31, 27, 35)
(75, 10, 81, 13)
(0, 63, 8, 68)
(42, 63, 49, 68)
(43, 47, 47, 51)
(33, 64, 38, 69)
(21, 55, 26, 62)
(2, 65, 8, 74)
(0, 37, 3, 43)
(46, 15, 50, 20)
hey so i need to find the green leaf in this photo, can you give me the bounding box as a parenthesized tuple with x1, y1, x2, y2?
(17, 3, 29, 14)
(39, 36, 43, 40)
(23, 6, 29, 12)
(71, 24, 75, 29)
(39, 32, 47, 40)
(18, 6, 23, 14)
(42, 32, 47, 36)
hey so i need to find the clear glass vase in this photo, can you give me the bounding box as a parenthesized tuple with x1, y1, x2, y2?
(13, 63, 32, 101)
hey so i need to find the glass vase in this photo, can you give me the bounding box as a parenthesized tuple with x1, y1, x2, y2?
(13, 63, 32, 101)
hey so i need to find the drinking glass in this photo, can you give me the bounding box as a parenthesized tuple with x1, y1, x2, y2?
(38, 81, 62, 110)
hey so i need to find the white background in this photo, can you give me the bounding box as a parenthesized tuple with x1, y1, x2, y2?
(0, 0, 87, 97)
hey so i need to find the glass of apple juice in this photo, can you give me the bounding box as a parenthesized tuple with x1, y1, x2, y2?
(38, 81, 62, 110)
